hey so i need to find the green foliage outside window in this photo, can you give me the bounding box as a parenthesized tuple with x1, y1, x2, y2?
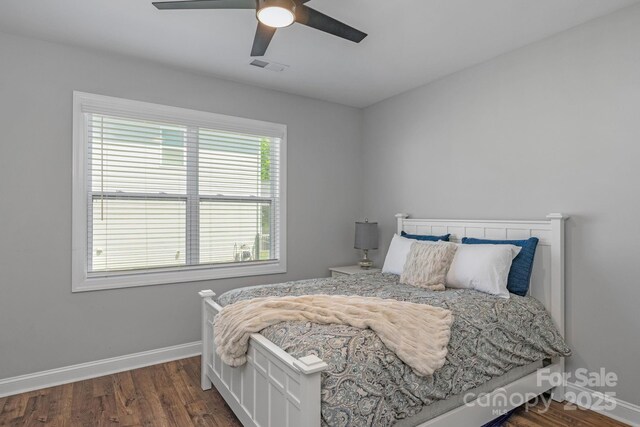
(257, 138, 271, 260)
(260, 138, 270, 181)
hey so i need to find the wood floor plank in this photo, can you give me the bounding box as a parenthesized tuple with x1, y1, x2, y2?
(162, 360, 214, 426)
(58, 380, 74, 426)
(179, 358, 242, 427)
(91, 374, 119, 426)
(21, 390, 50, 425)
(0, 356, 629, 426)
(508, 399, 629, 427)
(42, 385, 65, 427)
(112, 371, 142, 427)
(174, 359, 226, 427)
(151, 363, 195, 426)
(71, 379, 97, 427)
(130, 365, 171, 427)
(0, 392, 29, 423)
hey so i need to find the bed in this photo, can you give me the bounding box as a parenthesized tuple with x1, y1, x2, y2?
(199, 213, 569, 427)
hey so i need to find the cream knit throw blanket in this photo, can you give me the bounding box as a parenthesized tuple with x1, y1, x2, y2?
(213, 295, 453, 377)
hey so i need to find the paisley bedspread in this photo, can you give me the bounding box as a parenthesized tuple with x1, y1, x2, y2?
(217, 273, 571, 427)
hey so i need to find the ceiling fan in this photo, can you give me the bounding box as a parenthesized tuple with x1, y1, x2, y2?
(152, 0, 367, 57)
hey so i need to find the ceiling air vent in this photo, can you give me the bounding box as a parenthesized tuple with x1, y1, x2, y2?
(250, 59, 289, 72)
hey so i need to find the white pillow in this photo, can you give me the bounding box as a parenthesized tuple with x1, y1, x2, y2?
(382, 234, 416, 275)
(446, 244, 521, 298)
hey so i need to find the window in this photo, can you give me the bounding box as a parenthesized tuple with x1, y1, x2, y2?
(72, 92, 286, 291)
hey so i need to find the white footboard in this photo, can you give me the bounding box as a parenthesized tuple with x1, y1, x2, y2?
(199, 290, 328, 427)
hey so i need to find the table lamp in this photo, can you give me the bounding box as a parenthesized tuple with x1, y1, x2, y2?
(354, 218, 378, 269)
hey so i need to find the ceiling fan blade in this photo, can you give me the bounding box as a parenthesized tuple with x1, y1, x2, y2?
(251, 22, 277, 56)
(153, 0, 256, 10)
(295, 5, 367, 43)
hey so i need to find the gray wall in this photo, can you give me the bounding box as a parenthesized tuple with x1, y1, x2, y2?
(2, 2, 639, 406)
(0, 31, 362, 379)
(362, 4, 640, 404)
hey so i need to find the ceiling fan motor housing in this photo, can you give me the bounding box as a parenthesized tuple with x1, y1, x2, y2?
(257, 0, 296, 11)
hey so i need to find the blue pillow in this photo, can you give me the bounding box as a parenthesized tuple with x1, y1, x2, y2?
(461, 237, 539, 296)
(401, 231, 450, 242)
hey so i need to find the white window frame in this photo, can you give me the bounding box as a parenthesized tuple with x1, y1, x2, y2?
(72, 92, 287, 292)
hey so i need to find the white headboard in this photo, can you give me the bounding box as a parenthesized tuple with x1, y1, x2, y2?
(396, 213, 567, 338)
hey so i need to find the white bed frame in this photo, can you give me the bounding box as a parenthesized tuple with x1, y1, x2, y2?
(199, 213, 567, 427)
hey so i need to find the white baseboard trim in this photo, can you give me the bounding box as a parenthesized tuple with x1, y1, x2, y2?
(0, 341, 202, 398)
(565, 381, 640, 427)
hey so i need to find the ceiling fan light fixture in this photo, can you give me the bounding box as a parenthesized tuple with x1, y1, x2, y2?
(257, 0, 295, 28)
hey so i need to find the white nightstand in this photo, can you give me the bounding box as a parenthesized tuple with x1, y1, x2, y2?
(329, 265, 381, 278)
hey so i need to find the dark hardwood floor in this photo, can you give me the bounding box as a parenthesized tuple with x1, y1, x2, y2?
(507, 399, 626, 427)
(0, 357, 627, 426)
(0, 357, 241, 427)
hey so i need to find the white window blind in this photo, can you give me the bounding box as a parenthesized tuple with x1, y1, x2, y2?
(72, 92, 286, 291)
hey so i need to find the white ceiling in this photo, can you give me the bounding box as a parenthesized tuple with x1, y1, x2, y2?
(0, 0, 638, 107)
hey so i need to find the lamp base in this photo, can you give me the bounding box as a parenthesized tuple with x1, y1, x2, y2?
(358, 249, 373, 269)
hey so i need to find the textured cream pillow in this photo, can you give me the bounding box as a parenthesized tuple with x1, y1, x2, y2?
(401, 242, 458, 291)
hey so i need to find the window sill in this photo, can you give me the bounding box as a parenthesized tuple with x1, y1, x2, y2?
(72, 261, 286, 292)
